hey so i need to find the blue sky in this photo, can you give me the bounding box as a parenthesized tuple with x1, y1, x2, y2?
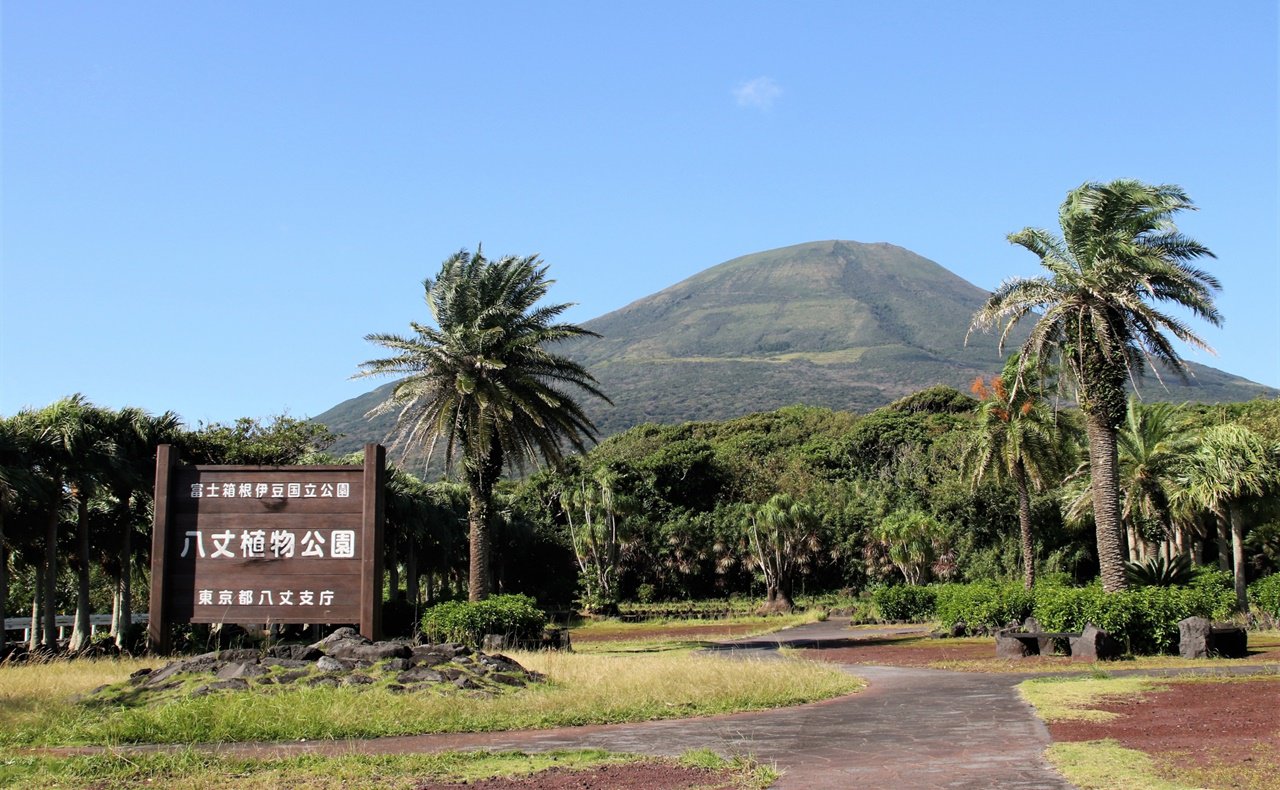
(3, 2, 1277, 426)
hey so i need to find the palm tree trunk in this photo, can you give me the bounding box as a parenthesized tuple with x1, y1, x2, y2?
(1014, 460, 1035, 589)
(70, 495, 92, 652)
(114, 524, 132, 648)
(466, 442, 503, 603)
(0, 515, 6, 655)
(1216, 517, 1231, 571)
(1084, 413, 1128, 592)
(467, 484, 491, 601)
(30, 561, 43, 651)
(387, 554, 400, 601)
(43, 481, 61, 649)
(406, 542, 419, 611)
(1230, 507, 1248, 612)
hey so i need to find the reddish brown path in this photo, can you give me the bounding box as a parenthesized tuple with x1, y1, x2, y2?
(113, 620, 1075, 789)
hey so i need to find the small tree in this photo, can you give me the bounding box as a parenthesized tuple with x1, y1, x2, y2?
(962, 355, 1064, 588)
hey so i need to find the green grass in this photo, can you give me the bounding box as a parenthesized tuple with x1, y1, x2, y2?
(570, 611, 822, 653)
(1018, 676, 1165, 723)
(0, 649, 861, 747)
(1045, 741, 1195, 790)
(0, 748, 778, 789)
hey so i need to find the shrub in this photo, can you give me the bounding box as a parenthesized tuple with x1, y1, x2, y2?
(1032, 584, 1234, 655)
(871, 585, 937, 621)
(1188, 565, 1234, 593)
(1250, 574, 1280, 618)
(420, 594, 547, 646)
(934, 582, 1034, 629)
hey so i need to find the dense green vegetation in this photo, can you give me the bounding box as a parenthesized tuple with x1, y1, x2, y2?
(4, 386, 1279, 654)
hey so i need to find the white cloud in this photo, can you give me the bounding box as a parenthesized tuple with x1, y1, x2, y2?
(732, 77, 782, 110)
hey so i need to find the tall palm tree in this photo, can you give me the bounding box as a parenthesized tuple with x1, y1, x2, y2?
(1176, 424, 1278, 611)
(970, 179, 1221, 592)
(963, 355, 1065, 588)
(28, 395, 103, 648)
(357, 248, 609, 600)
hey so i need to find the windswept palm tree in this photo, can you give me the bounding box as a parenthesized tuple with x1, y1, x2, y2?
(962, 355, 1065, 588)
(970, 180, 1221, 592)
(357, 248, 609, 600)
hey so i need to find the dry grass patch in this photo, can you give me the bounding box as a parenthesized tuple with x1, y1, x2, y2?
(1, 649, 859, 746)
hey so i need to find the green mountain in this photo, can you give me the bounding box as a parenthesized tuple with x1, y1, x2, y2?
(317, 240, 1276, 454)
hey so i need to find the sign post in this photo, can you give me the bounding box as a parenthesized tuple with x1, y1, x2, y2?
(149, 444, 385, 654)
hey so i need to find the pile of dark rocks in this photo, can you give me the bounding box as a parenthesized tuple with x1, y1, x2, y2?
(86, 627, 541, 705)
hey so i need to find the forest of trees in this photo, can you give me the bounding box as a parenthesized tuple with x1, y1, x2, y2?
(4, 387, 1278, 653)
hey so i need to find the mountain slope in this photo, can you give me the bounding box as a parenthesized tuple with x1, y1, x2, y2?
(318, 240, 1276, 453)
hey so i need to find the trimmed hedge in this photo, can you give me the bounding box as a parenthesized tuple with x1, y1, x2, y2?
(1033, 584, 1234, 655)
(873, 579, 1236, 655)
(420, 594, 547, 646)
(934, 582, 1034, 629)
(871, 585, 937, 621)
(1250, 574, 1280, 618)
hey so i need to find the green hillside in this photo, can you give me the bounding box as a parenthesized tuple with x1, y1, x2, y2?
(317, 240, 1276, 454)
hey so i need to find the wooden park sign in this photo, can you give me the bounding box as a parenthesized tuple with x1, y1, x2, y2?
(148, 443, 385, 653)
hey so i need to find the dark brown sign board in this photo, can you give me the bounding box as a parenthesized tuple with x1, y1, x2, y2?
(148, 443, 385, 653)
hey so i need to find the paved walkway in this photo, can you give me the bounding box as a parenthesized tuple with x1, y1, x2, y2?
(166, 620, 1078, 789)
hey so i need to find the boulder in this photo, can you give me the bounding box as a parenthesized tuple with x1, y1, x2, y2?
(266, 644, 322, 661)
(215, 661, 268, 680)
(326, 641, 411, 661)
(316, 655, 355, 672)
(397, 667, 445, 684)
(309, 627, 367, 651)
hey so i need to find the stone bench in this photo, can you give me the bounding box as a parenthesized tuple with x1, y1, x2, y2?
(1178, 617, 1248, 659)
(995, 618, 1121, 660)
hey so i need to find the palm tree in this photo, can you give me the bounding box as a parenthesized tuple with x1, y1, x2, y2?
(1115, 399, 1190, 561)
(963, 355, 1065, 588)
(741, 493, 821, 613)
(27, 395, 102, 648)
(101, 408, 180, 646)
(357, 248, 609, 600)
(1176, 424, 1278, 611)
(970, 180, 1221, 592)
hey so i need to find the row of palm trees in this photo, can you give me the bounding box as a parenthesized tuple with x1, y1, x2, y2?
(0, 396, 181, 653)
(969, 179, 1277, 606)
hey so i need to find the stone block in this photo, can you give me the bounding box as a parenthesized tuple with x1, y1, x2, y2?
(1179, 617, 1212, 659)
(1070, 623, 1121, 661)
(995, 632, 1035, 658)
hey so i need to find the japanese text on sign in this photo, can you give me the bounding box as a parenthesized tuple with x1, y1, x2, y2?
(189, 481, 350, 499)
(180, 529, 356, 559)
(195, 588, 336, 607)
